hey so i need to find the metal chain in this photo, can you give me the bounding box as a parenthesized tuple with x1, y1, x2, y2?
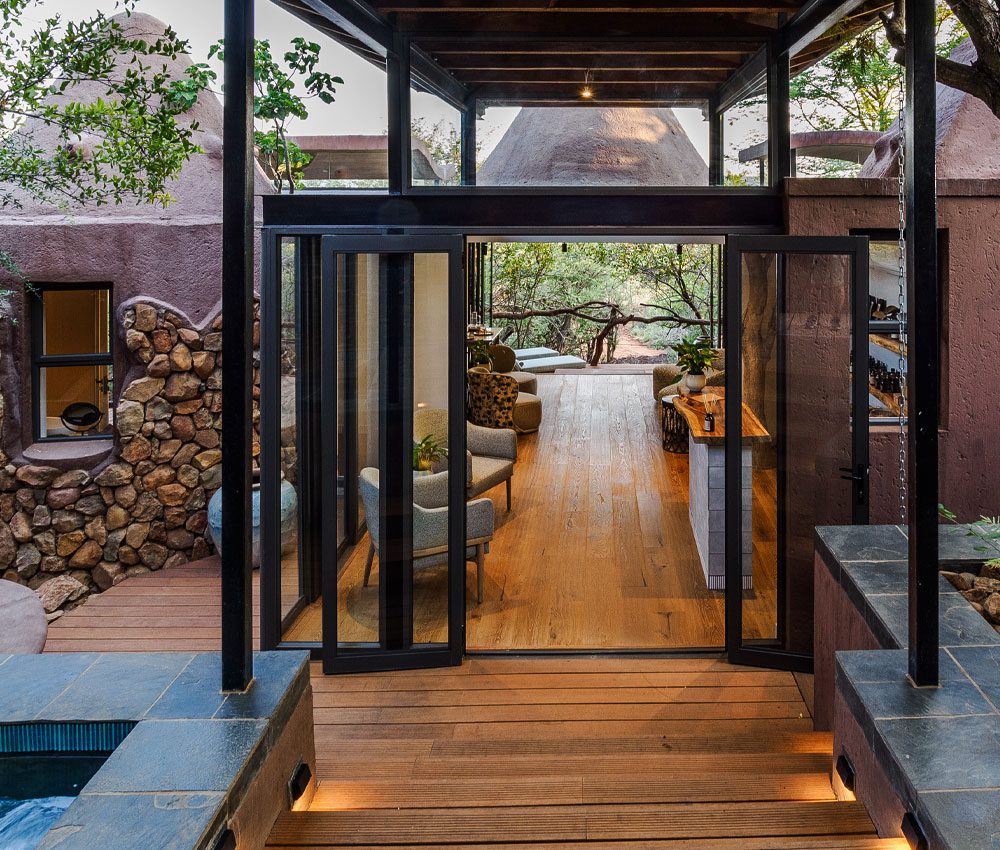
(896, 68, 908, 523)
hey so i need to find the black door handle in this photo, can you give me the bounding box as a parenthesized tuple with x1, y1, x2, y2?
(839, 465, 869, 505)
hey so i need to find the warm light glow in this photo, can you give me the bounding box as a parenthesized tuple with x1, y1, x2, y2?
(580, 86, 593, 99)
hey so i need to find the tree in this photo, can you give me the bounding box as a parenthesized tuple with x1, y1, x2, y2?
(209, 37, 342, 193)
(0, 0, 212, 315)
(795, 4, 965, 135)
(882, 0, 1000, 120)
(0, 0, 210, 210)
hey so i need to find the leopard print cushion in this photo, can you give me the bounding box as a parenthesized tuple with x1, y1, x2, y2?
(467, 370, 518, 429)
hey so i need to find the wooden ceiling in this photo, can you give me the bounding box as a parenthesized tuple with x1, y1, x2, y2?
(275, 0, 891, 109)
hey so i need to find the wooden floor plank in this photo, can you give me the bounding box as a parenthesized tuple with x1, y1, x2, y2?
(266, 839, 903, 850)
(268, 801, 876, 845)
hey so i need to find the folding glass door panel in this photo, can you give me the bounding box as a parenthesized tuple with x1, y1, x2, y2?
(321, 236, 466, 673)
(724, 236, 869, 671)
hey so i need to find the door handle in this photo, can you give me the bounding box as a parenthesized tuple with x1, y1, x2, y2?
(838, 465, 869, 505)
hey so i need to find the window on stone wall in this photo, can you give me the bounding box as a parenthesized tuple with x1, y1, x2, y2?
(31, 284, 114, 441)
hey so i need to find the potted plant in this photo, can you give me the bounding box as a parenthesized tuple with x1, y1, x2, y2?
(672, 334, 717, 392)
(413, 434, 448, 475)
(468, 340, 492, 370)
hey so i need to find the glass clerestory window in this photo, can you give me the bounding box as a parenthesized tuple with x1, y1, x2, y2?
(31, 284, 113, 441)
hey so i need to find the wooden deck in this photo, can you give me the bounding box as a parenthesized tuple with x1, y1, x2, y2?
(44, 574, 899, 849)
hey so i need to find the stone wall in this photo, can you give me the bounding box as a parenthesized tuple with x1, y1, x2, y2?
(0, 300, 261, 619)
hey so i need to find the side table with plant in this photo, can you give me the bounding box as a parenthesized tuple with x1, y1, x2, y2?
(672, 334, 717, 392)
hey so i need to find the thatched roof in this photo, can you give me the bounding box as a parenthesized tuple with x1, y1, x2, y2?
(477, 107, 708, 187)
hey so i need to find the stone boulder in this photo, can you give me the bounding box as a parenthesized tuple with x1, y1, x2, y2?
(0, 579, 48, 652)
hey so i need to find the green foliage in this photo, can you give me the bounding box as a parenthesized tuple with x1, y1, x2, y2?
(940, 505, 1000, 567)
(413, 434, 448, 472)
(0, 0, 211, 210)
(491, 242, 718, 360)
(209, 36, 343, 193)
(672, 334, 716, 375)
(468, 340, 491, 366)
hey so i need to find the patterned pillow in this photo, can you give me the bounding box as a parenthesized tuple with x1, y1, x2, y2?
(467, 370, 518, 429)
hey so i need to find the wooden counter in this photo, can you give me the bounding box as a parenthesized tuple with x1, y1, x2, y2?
(668, 389, 770, 591)
(672, 389, 770, 445)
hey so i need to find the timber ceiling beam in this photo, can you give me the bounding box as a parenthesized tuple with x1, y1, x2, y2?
(372, 0, 798, 11)
(435, 53, 746, 71)
(454, 69, 731, 83)
(420, 38, 763, 54)
(390, 13, 780, 38)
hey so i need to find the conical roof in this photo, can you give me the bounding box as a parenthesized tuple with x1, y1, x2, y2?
(1, 12, 270, 220)
(861, 39, 1000, 180)
(477, 107, 708, 186)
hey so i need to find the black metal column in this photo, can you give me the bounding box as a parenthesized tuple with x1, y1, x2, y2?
(708, 95, 724, 186)
(461, 99, 477, 186)
(378, 254, 415, 650)
(767, 44, 792, 188)
(387, 33, 411, 194)
(221, 0, 254, 692)
(906, 0, 939, 687)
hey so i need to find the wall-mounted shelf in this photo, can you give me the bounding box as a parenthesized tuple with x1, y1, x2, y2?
(869, 382, 902, 417)
(870, 333, 904, 357)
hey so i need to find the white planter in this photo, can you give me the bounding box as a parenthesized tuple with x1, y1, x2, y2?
(685, 373, 707, 392)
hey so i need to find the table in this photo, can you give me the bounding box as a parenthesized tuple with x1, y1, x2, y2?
(672, 390, 770, 591)
(659, 395, 689, 453)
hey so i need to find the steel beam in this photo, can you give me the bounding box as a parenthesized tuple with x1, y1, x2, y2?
(767, 43, 791, 187)
(461, 99, 477, 186)
(905, 0, 939, 687)
(708, 95, 724, 185)
(221, 0, 255, 692)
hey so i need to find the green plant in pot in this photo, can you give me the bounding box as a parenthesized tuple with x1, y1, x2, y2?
(468, 340, 492, 370)
(413, 434, 448, 475)
(673, 334, 717, 392)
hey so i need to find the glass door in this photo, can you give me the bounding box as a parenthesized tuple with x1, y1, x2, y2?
(724, 235, 870, 671)
(318, 235, 466, 673)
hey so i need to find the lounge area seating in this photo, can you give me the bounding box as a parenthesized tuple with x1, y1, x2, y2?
(652, 348, 726, 400)
(358, 468, 495, 602)
(468, 368, 542, 435)
(414, 406, 518, 510)
(488, 343, 538, 394)
(519, 354, 587, 373)
(513, 346, 559, 360)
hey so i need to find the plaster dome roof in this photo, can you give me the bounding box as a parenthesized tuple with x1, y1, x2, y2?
(1, 12, 271, 221)
(477, 107, 708, 187)
(861, 39, 1000, 180)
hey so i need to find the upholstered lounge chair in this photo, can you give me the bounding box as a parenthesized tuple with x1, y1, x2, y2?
(469, 367, 542, 435)
(488, 344, 538, 395)
(652, 348, 726, 401)
(358, 468, 495, 603)
(414, 406, 517, 511)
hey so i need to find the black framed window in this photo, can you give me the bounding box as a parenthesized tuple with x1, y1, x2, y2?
(30, 283, 114, 441)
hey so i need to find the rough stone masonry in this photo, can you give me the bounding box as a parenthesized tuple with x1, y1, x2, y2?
(0, 300, 262, 620)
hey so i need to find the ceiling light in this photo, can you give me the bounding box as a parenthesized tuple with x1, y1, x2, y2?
(580, 86, 593, 100)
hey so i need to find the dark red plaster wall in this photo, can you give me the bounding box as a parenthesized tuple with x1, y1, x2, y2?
(787, 178, 1000, 523)
(0, 219, 261, 464)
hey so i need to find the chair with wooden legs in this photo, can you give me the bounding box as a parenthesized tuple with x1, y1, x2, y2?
(358, 467, 495, 603)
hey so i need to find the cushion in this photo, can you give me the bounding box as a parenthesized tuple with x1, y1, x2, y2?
(469, 455, 513, 496)
(513, 393, 542, 434)
(501, 371, 538, 395)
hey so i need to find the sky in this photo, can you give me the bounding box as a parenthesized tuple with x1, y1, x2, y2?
(36, 0, 766, 168)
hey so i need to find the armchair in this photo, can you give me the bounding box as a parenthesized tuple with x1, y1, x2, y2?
(652, 348, 726, 401)
(413, 407, 517, 511)
(358, 468, 495, 603)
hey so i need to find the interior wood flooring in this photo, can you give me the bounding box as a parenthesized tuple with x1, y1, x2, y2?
(285, 373, 779, 649)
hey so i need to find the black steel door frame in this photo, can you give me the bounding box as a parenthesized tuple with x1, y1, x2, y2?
(724, 234, 870, 672)
(319, 234, 467, 673)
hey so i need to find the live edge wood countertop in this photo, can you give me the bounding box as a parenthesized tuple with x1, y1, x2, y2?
(672, 388, 771, 446)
